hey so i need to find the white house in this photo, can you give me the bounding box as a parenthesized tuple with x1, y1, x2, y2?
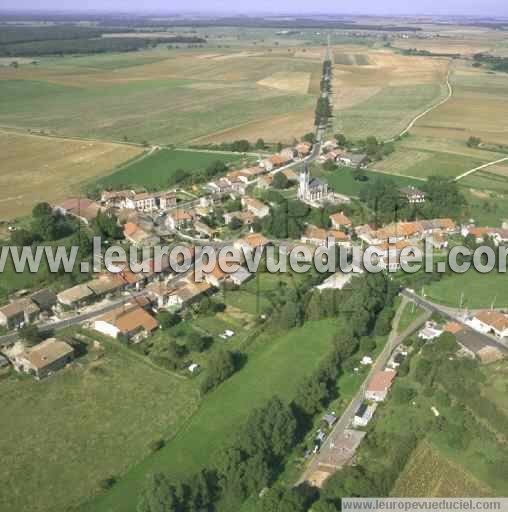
(352, 403, 377, 428)
(469, 310, 508, 339)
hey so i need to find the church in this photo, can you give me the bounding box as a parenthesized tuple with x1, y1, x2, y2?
(297, 163, 328, 202)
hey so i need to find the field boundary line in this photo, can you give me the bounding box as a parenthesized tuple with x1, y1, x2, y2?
(0, 125, 148, 149)
(454, 156, 508, 181)
(367, 166, 427, 182)
(383, 65, 453, 144)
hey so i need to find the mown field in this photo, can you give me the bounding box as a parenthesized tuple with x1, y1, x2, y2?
(331, 49, 449, 140)
(413, 61, 508, 146)
(0, 47, 322, 145)
(98, 148, 243, 189)
(374, 145, 492, 179)
(0, 129, 143, 219)
(81, 319, 337, 512)
(0, 333, 199, 512)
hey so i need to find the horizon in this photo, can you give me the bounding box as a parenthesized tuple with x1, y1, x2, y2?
(0, 2, 507, 18)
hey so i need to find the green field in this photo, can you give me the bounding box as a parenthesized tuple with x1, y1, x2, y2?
(397, 300, 428, 334)
(462, 189, 508, 226)
(98, 148, 242, 189)
(375, 148, 488, 179)
(316, 166, 424, 197)
(422, 270, 508, 309)
(0, 333, 198, 512)
(460, 170, 508, 194)
(81, 319, 337, 512)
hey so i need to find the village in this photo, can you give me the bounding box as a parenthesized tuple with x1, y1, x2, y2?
(1, 133, 507, 388)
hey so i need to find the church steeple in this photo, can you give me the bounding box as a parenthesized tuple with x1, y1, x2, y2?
(298, 163, 309, 200)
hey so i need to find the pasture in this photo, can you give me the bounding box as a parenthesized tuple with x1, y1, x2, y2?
(81, 319, 337, 512)
(0, 47, 322, 145)
(98, 148, 243, 189)
(422, 270, 508, 309)
(0, 130, 143, 219)
(0, 332, 198, 512)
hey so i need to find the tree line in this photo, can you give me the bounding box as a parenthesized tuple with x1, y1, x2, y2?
(136, 273, 398, 511)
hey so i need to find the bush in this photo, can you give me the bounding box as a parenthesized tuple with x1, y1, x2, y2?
(148, 439, 165, 453)
(99, 476, 116, 490)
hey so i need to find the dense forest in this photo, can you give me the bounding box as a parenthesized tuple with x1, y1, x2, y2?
(0, 24, 206, 56)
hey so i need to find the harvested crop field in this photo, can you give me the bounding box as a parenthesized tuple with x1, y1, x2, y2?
(257, 71, 311, 94)
(413, 63, 508, 145)
(190, 108, 315, 145)
(331, 49, 449, 139)
(334, 53, 370, 65)
(0, 130, 143, 220)
(392, 441, 494, 497)
(0, 49, 321, 145)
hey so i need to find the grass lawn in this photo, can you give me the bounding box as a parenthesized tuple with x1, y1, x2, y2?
(97, 148, 243, 189)
(397, 300, 427, 334)
(223, 271, 305, 315)
(316, 166, 423, 197)
(0, 331, 198, 512)
(422, 270, 508, 309)
(80, 319, 338, 512)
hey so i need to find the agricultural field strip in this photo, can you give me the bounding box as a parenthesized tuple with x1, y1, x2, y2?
(384, 67, 453, 144)
(454, 156, 508, 181)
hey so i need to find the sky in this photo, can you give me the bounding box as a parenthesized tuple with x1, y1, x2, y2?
(1, 0, 507, 17)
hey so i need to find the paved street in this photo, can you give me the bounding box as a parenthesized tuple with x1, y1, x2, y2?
(298, 296, 431, 485)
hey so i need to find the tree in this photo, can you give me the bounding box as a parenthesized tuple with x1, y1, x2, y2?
(294, 375, 329, 416)
(32, 202, 53, 218)
(228, 217, 243, 231)
(19, 324, 43, 346)
(137, 473, 178, 512)
(201, 350, 237, 394)
(10, 229, 34, 247)
(422, 176, 466, 220)
(187, 332, 211, 353)
(302, 132, 315, 144)
(272, 172, 289, 189)
(322, 159, 338, 171)
(466, 136, 481, 148)
(255, 138, 266, 150)
(206, 160, 227, 178)
(335, 133, 347, 147)
(231, 140, 251, 153)
(31, 213, 59, 241)
(95, 210, 122, 239)
(157, 311, 181, 329)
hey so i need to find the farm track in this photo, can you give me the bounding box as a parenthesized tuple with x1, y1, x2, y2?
(454, 156, 508, 181)
(383, 66, 454, 144)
